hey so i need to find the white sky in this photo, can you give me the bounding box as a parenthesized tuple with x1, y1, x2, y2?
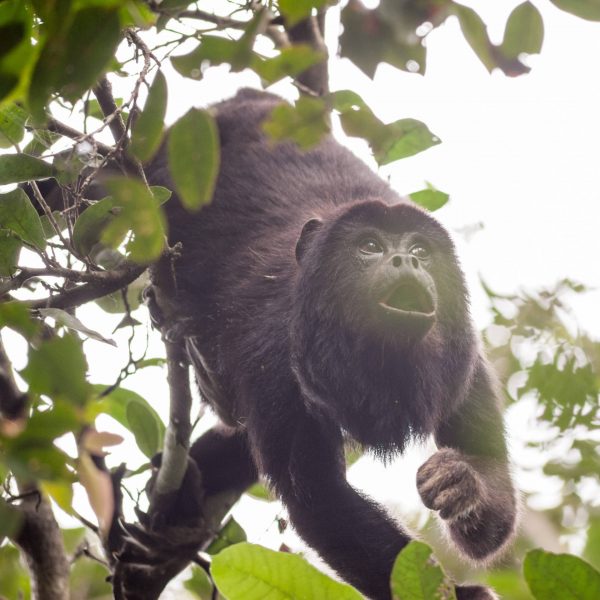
(4, 0, 600, 591)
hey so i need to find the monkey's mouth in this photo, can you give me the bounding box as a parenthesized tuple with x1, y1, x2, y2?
(379, 281, 435, 317)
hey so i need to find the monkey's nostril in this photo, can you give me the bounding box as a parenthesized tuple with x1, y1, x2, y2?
(411, 256, 419, 269)
(392, 256, 403, 268)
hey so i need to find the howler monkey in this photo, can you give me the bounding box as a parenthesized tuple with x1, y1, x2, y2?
(141, 89, 517, 600)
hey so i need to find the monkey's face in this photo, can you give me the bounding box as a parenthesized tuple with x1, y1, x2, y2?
(296, 201, 467, 344)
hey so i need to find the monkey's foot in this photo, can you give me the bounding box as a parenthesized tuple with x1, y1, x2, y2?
(416, 448, 485, 521)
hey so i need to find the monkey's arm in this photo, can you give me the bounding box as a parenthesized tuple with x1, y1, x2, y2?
(417, 358, 517, 561)
(247, 401, 409, 600)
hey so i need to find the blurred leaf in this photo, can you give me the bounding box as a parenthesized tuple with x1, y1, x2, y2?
(409, 186, 449, 211)
(278, 0, 329, 26)
(246, 482, 273, 501)
(38, 308, 116, 346)
(0, 229, 21, 276)
(41, 480, 74, 515)
(0, 302, 39, 339)
(550, 0, 600, 21)
(453, 4, 495, 72)
(184, 566, 216, 599)
(102, 177, 166, 262)
(486, 569, 534, 600)
(524, 549, 600, 599)
(391, 540, 456, 600)
(94, 271, 148, 314)
(14, 403, 80, 445)
(207, 517, 247, 555)
(0, 103, 27, 147)
(5, 443, 74, 481)
(212, 543, 363, 600)
(167, 109, 220, 210)
(0, 545, 31, 599)
(89, 385, 165, 453)
(584, 519, 600, 571)
(72, 196, 121, 256)
(263, 96, 329, 149)
(0, 188, 47, 250)
(501, 2, 544, 60)
(125, 400, 162, 458)
(151, 185, 172, 205)
(0, 498, 22, 539)
(253, 45, 324, 85)
(78, 451, 114, 536)
(29, 7, 122, 119)
(69, 558, 112, 599)
(0, 154, 56, 185)
(21, 334, 92, 406)
(130, 70, 167, 162)
(81, 429, 123, 454)
(84, 97, 124, 121)
(23, 129, 61, 156)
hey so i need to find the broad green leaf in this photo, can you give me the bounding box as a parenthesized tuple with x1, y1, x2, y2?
(584, 519, 600, 571)
(0, 154, 56, 185)
(502, 2, 544, 60)
(278, 0, 329, 25)
(126, 400, 162, 457)
(262, 96, 329, 149)
(6, 444, 74, 482)
(549, 0, 600, 21)
(409, 186, 449, 211)
(38, 308, 116, 346)
(21, 334, 92, 406)
(485, 570, 534, 600)
(167, 109, 220, 210)
(453, 4, 495, 72)
(246, 482, 273, 501)
(253, 45, 324, 85)
(41, 481, 74, 515)
(29, 7, 122, 119)
(0, 188, 46, 249)
(184, 566, 216, 600)
(72, 197, 121, 256)
(15, 403, 80, 445)
(90, 385, 165, 456)
(102, 177, 166, 262)
(391, 541, 456, 600)
(151, 185, 172, 205)
(130, 70, 168, 162)
(524, 549, 600, 600)
(207, 517, 247, 555)
(0, 301, 39, 339)
(0, 546, 31, 599)
(212, 543, 363, 600)
(0, 229, 21, 276)
(0, 498, 22, 539)
(0, 103, 27, 147)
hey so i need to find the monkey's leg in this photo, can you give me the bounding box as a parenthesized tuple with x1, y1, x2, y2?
(189, 426, 258, 496)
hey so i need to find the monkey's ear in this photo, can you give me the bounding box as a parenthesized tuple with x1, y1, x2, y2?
(295, 218, 323, 263)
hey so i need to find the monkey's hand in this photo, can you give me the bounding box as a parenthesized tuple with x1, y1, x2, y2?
(417, 448, 485, 521)
(417, 447, 517, 561)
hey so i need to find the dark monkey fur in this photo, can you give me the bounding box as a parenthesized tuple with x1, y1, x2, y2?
(142, 89, 518, 600)
(22, 88, 511, 599)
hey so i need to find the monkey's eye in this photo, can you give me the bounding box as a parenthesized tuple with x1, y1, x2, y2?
(409, 244, 430, 260)
(358, 238, 384, 255)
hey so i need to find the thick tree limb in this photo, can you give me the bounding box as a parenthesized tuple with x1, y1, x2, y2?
(13, 489, 70, 600)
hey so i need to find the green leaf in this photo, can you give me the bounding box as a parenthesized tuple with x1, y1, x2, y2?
(150, 185, 172, 205)
(38, 308, 116, 346)
(0, 103, 27, 148)
(409, 186, 449, 211)
(167, 109, 220, 210)
(90, 385, 165, 457)
(6, 443, 74, 482)
(102, 178, 166, 262)
(125, 400, 162, 457)
(72, 197, 121, 256)
(207, 517, 247, 555)
(212, 543, 363, 600)
(0, 188, 46, 249)
(524, 549, 600, 600)
(29, 7, 123, 119)
(549, 0, 600, 21)
(21, 334, 92, 406)
(391, 541, 456, 600)
(23, 129, 61, 157)
(584, 519, 600, 571)
(0, 301, 39, 339)
(246, 482, 273, 501)
(0, 498, 22, 540)
(453, 4, 495, 72)
(0, 154, 56, 185)
(129, 70, 167, 162)
(501, 2, 544, 60)
(0, 229, 21, 276)
(253, 45, 324, 85)
(262, 96, 329, 149)
(278, 0, 329, 26)
(184, 566, 216, 600)
(0, 546, 31, 599)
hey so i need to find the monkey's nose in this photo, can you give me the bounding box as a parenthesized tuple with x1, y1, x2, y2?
(391, 255, 419, 269)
